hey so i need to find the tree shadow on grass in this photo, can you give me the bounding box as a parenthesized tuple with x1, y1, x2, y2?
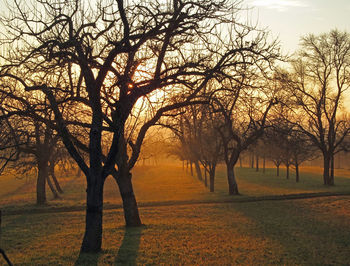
(114, 226, 144, 265)
(231, 198, 350, 264)
(74, 251, 101, 266)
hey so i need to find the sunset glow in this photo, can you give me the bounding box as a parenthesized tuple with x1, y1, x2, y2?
(0, 0, 349, 264)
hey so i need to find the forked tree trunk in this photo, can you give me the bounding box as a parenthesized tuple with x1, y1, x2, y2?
(117, 172, 142, 227)
(194, 160, 202, 181)
(276, 164, 280, 177)
(227, 164, 239, 195)
(36, 160, 48, 205)
(81, 176, 104, 253)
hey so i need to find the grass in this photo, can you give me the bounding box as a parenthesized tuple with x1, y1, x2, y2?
(1, 163, 350, 264)
(2, 164, 350, 212)
(2, 197, 350, 265)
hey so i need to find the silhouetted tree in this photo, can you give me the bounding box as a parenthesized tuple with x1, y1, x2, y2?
(0, 0, 279, 252)
(212, 80, 280, 195)
(164, 104, 206, 182)
(282, 30, 350, 185)
(0, 116, 22, 175)
(198, 109, 223, 192)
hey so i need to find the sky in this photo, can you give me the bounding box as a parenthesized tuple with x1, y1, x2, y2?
(245, 0, 350, 54)
(1, 0, 349, 54)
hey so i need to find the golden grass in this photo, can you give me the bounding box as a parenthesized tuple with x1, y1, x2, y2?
(2, 164, 350, 212)
(2, 197, 350, 265)
(1, 163, 350, 264)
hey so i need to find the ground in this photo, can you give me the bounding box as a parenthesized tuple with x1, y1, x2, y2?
(0, 164, 350, 265)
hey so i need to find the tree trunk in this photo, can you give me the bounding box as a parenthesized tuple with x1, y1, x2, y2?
(117, 172, 142, 227)
(209, 165, 216, 192)
(194, 160, 202, 181)
(227, 164, 239, 195)
(47, 175, 60, 199)
(263, 155, 266, 174)
(204, 169, 208, 187)
(190, 161, 193, 176)
(330, 154, 334, 185)
(49, 163, 63, 193)
(286, 164, 289, 179)
(80, 176, 104, 253)
(251, 153, 254, 169)
(323, 155, 331, 185)
(295, 163, 300, 182)
(255, 154, 259, 172)
(239, 157, 242, 168)
(36, 160, 48, 205)
(276, 164, 280, 177)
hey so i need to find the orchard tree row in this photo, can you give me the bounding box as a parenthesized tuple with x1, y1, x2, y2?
(0, 0, 349, 254)
(167, 29, 350, 193)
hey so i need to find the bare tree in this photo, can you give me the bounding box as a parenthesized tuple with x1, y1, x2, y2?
(289, 129, 317, 182)
(0, 0, 279, 252)
(211, 61, 281, 195)
(165, 102, 222, 191)
(0, 116, 22, 175)
(197, 109, 223, 192)
(266, 120, 317, 181)
(283, 30, 350, 185)
(164, 104, 206, 182)
(214, 93, 278, 195)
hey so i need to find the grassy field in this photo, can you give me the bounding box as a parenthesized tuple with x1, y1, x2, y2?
(1, 163, 350, 265)
(2, 197, 350, 265)
(2, 164, 350, 210)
